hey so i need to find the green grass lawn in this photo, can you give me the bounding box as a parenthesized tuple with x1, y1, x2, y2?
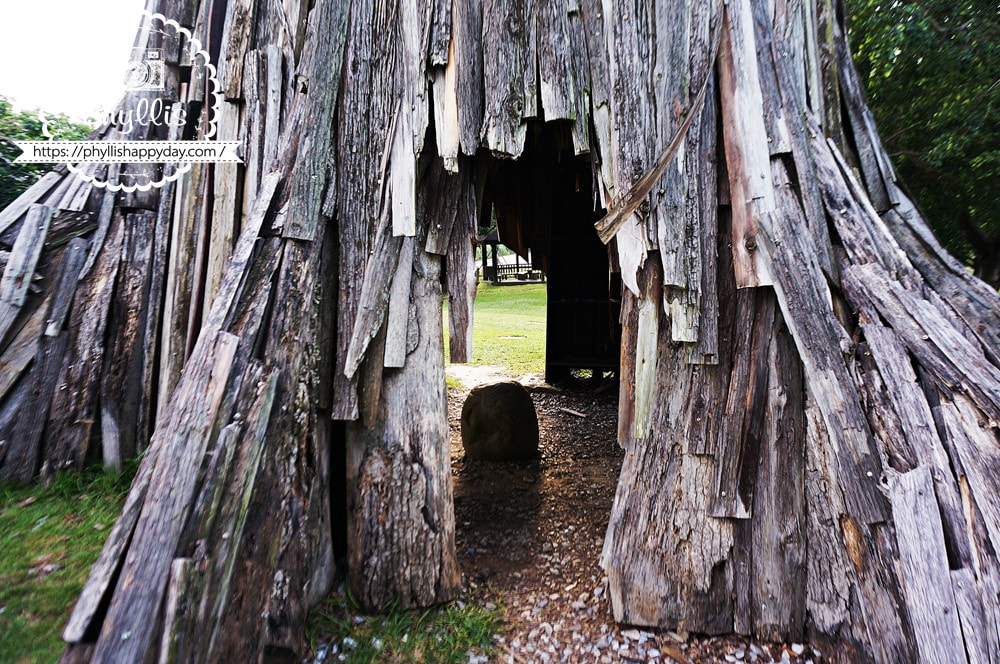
(0, 467, 132, 663)
(445, 282, 547, 376)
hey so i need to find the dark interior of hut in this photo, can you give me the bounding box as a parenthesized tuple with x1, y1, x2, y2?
(479, 120, 622, 382)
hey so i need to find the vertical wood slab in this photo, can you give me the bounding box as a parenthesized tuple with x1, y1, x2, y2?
(101, 210, 156, 468)
(652, 0, 692, 292)
(481, 0, 532, 158)
(579, 0, 614, 201)
(712, 288, 775, 519)
(759, 160, 887, 525)
(445, 181, 477, 363)
(432, 46, 462, 171)
(607, 0, 656, 247)
(453, 0, 484, 154)
(0, 204, 52, 344)
(633, 254, 662, 440)
(205, 101, 243, 312)
(718, 3, 773, 288)
(218, 0, 256, 99)
(347, 244, 460, 610)
(43, 214, 126, 473)
(889, 466, 966, 664)
(746, 315, 807, 641)
(89, 332, 238, 664)
(158, 164, 206, 417)
(384, 237, 415, 369)
(603, 324, 735, 631)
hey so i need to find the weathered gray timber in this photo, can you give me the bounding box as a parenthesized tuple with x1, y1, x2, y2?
(0, 0, 993, 661)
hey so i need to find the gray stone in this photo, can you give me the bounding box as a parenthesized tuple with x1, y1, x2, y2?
(460, 381, 539, 461)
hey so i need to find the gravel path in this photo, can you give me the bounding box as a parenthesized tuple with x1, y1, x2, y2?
(448, 370, 826, 664)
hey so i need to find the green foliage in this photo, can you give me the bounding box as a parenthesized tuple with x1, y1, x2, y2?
(444, 283, 547, 377)
(848, 0, 1000, 284)
(0, 464, 134, 663)
(306, 592, 501, 663)
(0, 95, 92, 209)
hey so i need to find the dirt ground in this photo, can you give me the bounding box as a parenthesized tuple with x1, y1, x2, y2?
(447, 367, 823, 664)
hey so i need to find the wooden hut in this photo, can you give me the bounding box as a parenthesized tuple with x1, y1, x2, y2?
(0, 0, 997, 662)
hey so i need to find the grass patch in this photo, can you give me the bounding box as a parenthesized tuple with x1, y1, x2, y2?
(307, 591, 501, 663)
(0, 464, 134, 663)
(445, 282, 546, 377)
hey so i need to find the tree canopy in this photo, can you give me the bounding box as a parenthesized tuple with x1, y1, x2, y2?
(0, 96, 91, 209)
(849, 0, 1000, 285)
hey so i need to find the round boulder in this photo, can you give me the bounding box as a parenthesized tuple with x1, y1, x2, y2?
(460, 381, 539, 461)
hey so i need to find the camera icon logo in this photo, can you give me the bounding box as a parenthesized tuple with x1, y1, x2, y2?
(124, 48, 165, 91)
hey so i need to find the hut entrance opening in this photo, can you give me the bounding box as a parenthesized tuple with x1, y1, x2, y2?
(479, 121, 622, 384)
(448, 121, 626, 604)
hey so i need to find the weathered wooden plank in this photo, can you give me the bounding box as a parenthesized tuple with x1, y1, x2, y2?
(844, 262, 1000, 425)
(344, 200, 402, 380)
(219, 0, 256, 99)
(203, 171, 281, 332)
(429, 0, 452, 65)
(692, 70, 719, 362)
(712, 288, 774, 518)
(883, 195, 1000, 367)
(889, 466, 966, 664)
(159, 557, 203, 664)
(537, 0, 576, 125)
(815, 137, 910, 279)
(0, 204, 52, 344)
(100, 210, 156, 469)
(193, 366, 276, 662)
(136, 169, 178, 452)
(346, 242, 460, 609)
(204, 101, 243, 311)
(815, 0, 847, 151)
(384, 236, 414, 369)
(802, 400, 910, 662)
(332, 0, 398, 420)
(566, 0, 591, 153)
(769, 39, 835, 278)
(432, 57, 461, 171)
(453, 0, 484, 154)
(718, 3, 773, 288)
(603, 0, 655, 250)
(744, 314, 806, 641)
(481, 0, 532, 158)
(44, 239, 88, 337)
(89, 331, 239, 663)
(446, 207, 475, 363)
(749, 0, 792, 155)
(42, 214, 125, 474)
(0, 293, 48, 403)
(633, 254, 662, 441)
(651, 0, 693, 292)
(833, 17, 892, 211)
(158, 164, 207, 417)
(422, 159, 464, 255)
(759, 160, 888, 524)
(281, 0, 347, 241)
(940, 394, 1000, 562)
(951, 568, 998, 664)
(0, 171, 62, 236)
(579, 0, 614, 201)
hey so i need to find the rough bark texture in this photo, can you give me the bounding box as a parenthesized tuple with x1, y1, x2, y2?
(0, 0, 995, 661)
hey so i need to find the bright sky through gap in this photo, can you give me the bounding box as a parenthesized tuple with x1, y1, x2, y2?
(0, 0, 147, 122)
